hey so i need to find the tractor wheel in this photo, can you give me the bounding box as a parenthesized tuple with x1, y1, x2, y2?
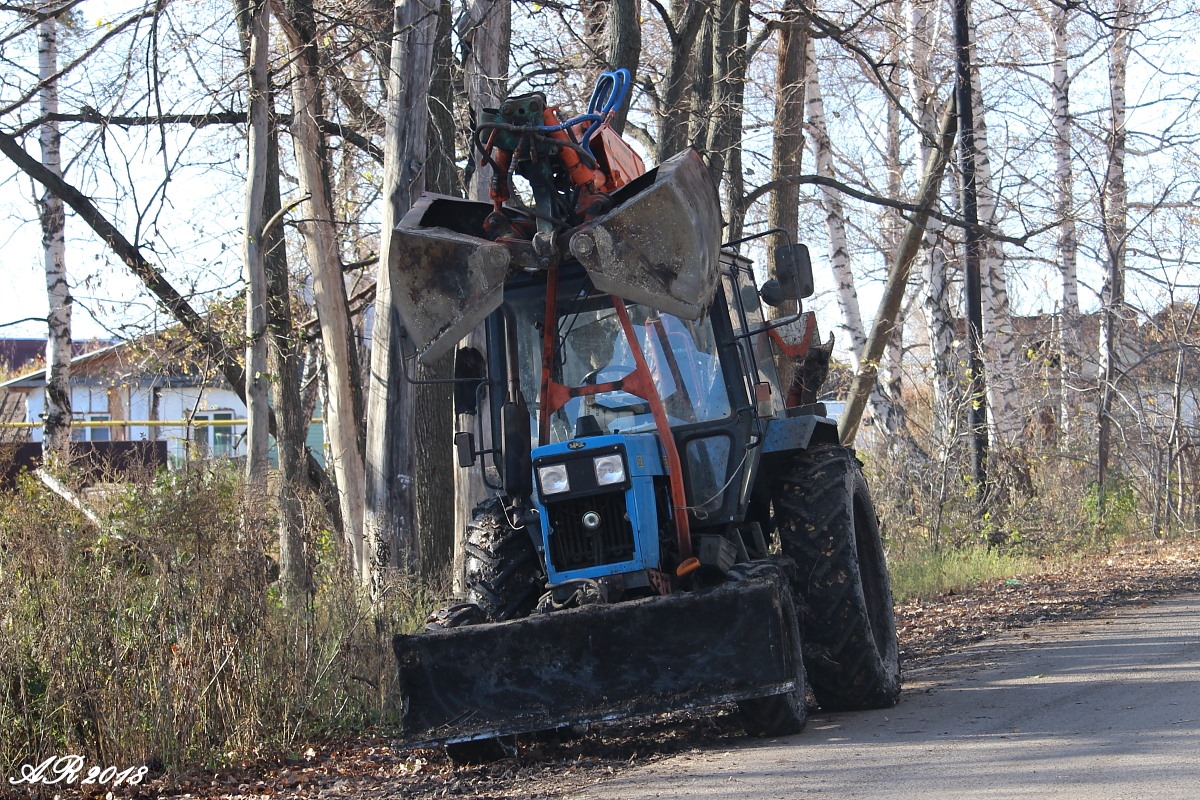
(736, 565, 808, 736)
(463, 497, 544, 622)
(773, 444, 901, 711)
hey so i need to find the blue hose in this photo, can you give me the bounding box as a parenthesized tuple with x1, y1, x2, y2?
(529, 69, 632, 157)
(581, 69, 631, 155)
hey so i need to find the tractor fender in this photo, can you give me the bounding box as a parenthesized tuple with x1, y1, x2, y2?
(761, 414, 839, 457)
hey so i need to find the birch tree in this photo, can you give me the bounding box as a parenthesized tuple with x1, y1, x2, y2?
(909, 0, 957, 451)
(804, 37, 904, 431)
(1046, 0, 1080, 444)
(1097, 0, 1133, 496)
(967, 19, 1021, 444)
(37, 9, 71, 463)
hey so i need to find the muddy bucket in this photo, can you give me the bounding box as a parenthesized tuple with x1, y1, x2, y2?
(569, 148, 723, 321)
(387, 194, 512, 363)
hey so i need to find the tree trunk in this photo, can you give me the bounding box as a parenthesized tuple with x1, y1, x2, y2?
(766, 0, 807, 286)
(702, 0, 746, 190)
(839, 100, 957, 446)
(452, 0, 509, 594)
(38, 13, 71, 465)
(1049, 1, 1079, 446)
(364, 0, 439, 584)
(1097, 0, 1131, 499)
(277, 3, 368, 578)
(242, 0, 270, 490)
(653, 1, 707, 161)
(805, 41, 863, 360)
(967, 22, 1020, 444)
(265, 134, 312, 604)
(412, 0, 458, 578)
(605, 0, 640, 134)
(909, 0, 956, 450)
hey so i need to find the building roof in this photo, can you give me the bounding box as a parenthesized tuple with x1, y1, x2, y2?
(0, 333, 218, 392)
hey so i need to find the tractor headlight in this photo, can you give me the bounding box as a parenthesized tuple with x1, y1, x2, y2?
(537, 463, 571, 496)
(593, 454, 626, 486)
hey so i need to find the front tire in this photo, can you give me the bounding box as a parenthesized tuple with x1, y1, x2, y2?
(463, 497, 544, 622)
(737, 568, 808, 736)
(773, 445, 901, 711)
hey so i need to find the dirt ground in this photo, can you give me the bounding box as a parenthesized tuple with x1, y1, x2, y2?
(34, 539, 1200, 800)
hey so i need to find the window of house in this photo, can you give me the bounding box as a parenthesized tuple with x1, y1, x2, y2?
(71, 413, 112, 442)
(190, 411, 239, 458)
(71, 388, 112, 442)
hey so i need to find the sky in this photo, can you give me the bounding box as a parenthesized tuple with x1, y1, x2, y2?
(2, 0, 1198, 357)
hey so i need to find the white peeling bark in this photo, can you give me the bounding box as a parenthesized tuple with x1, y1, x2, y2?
(1049, 0, 1080, 443)
(805, 41, 864, 362)
(805, 39, 896, 429)
(967, 21, 1021, 444)
(910, 0, 956, 447)
(38, 13, 71, 462)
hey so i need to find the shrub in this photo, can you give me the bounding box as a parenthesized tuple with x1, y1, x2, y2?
(0, 465, 432, 775)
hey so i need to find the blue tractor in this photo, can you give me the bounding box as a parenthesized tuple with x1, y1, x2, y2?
(390, 77, 900, 753)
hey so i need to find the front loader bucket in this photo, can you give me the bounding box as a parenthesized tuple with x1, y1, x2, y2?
(394, 571, 799, 746)
(387, 195, 512, 363)
(568, 148, 723, 321)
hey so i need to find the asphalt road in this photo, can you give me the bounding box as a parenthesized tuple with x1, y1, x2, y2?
(575, 594, 1200, 800)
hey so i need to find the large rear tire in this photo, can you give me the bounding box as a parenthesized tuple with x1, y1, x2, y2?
(463, 497, 543, 622)
(773, 445, 901, 711)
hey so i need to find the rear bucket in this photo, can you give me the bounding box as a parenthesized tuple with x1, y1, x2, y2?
(568, 148, 723, 321)
(387, 194, 512, 363)
(393, 569, 799, 746)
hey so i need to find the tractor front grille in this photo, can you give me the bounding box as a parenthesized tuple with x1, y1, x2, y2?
(546, 491, 634, 573)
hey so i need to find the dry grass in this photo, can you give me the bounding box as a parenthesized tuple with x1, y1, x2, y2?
(0, 464, 433, 775)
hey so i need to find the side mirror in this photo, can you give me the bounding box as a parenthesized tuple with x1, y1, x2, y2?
(774, 243, 814, 300)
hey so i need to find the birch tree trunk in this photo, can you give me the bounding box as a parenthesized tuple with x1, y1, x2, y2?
(805, 43, 862, 356)
(38, 12, 71, 464)
(363, 0, 439, 584)
(242, 0, 270, 489)
(452, 0, 509, 594)
(1097, 0, 1132, 497)
(803, 40, 896, 428)
(876, 56, 909, 439)
(277, 5, 367, 578)
(967, 22, 1021, 444)
(1049, 1, 1080, 445)
(910, 0, 957, 450)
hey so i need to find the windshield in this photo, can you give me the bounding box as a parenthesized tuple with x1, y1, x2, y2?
(509, 272, 731, 444)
